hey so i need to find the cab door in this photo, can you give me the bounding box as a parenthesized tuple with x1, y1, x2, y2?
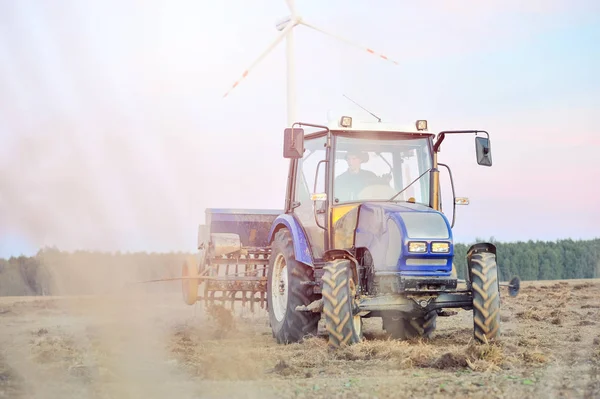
(291, 135, 328, 259)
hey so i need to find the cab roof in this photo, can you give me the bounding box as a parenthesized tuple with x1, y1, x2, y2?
(324, 115, 432, 135)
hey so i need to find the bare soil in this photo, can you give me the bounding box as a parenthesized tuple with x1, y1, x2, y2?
(1, 279, 599, 398)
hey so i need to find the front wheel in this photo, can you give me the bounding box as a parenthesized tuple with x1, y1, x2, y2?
(267, 229, 320, 344)
(471, 251, 501, 343)
(322, 259, 363, 348)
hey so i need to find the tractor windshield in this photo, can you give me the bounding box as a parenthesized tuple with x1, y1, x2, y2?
(333, 134, 432, 205)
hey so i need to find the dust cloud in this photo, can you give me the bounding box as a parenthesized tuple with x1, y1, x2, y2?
(0, 8, 283, 394)
(1, 251, 210, 399)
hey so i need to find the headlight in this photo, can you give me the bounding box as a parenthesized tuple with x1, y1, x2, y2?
(431, 242, 450, 253)
(408, 242, 427, 253)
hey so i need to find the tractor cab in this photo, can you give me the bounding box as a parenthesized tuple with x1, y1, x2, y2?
(282, 116, 491, 265)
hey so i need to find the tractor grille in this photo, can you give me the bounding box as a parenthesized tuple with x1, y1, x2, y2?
(399, 258, 452, 276)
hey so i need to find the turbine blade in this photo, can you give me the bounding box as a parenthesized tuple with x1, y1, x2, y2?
(286, 0, 296, 15)
(223, 21, 296, 98)
(300, 21, 399, 65)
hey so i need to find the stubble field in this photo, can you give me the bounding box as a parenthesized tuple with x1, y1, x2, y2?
(1, 279, 599, 399)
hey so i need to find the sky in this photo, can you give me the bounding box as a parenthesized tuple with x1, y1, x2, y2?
(1, 0, 599, 257)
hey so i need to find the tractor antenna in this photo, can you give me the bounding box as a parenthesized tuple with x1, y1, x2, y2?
(343, 94, 381, 122)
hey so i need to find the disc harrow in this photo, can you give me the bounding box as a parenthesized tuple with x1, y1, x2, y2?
(199, 247, 271, 311)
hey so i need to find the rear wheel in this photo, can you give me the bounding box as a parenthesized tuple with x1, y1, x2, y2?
(322, 259, 363, 348)
(383, 311, 437, 340)
(267, 229, 320, 344)
(471, 251, 501, 343)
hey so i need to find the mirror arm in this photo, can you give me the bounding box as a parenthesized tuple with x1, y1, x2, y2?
(294, 122, 329, 131)
(433, 134, 445, 153)
(433, 130, 489, 152)
(438, 163, 456, 228)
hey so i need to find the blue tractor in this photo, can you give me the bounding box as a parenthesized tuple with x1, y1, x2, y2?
(181, 116, 520, 348)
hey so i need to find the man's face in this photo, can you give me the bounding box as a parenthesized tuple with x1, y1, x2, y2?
(346, 155, 362, 172)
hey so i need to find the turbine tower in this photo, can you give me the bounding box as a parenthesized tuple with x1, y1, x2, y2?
(223, 0, 398, 127)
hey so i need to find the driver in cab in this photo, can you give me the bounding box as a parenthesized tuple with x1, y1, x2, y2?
(335, 151, 390, 201)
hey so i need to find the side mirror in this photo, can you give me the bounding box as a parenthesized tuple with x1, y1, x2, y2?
(283, 127, 304, 159)
(475, 137, 492, 166)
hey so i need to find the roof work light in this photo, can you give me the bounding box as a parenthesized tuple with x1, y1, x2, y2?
(416, 120, 428, 131)
(340, 116, 352, 128)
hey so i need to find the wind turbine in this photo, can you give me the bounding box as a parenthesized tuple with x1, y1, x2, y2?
(222, 0, 399, 127)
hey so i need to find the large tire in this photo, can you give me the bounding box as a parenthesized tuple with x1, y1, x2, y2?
(471, 251, 501, 343)
(322, 259, 363, 348)
(383, 311, 437, 340)
(267, 229, 320, 344)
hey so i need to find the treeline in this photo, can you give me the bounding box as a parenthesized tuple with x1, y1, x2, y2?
(453, 238, 600, 281)
(1, 238, 599, 296)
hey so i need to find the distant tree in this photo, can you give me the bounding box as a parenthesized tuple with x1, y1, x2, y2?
(1, 238, 599, 296)
(451, 238, 599, 282)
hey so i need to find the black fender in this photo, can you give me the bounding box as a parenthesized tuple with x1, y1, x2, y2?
(322, 249, 359, 285)
(466, 242, 498, 288)
(467, 242, 496, 258)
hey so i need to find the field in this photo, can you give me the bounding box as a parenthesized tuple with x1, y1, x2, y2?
(1, 279, 599, 399)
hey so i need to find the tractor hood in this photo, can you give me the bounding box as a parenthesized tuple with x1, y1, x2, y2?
(354, 202, 454, 276)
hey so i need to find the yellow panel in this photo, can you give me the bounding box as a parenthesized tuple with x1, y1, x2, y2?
(332, 204, 360, 249)
(332, 204, 359, 225)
